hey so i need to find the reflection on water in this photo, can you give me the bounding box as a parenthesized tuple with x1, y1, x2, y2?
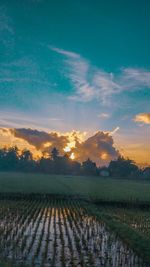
(0, 199, 147, 267)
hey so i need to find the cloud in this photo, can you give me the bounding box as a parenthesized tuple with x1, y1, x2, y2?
(50, 47, 80, 59)
(0, 128, 120, 166)
(0, 111, 63, 130)
(72, 131, 119, 166)
(51, 47, 150, 104)
(11, 128, 68, 152)
(134, 113, 150, 124)
(0, 57, 52, 86)
(0, 56, 55, 111)
(0, 5, 14, 49)
(0, 6, 14, 35)
(98, 113, 110, 119)
(110, 126, 120, 135)
(121, 68, 150, 89)
(0, 128, 12, 137)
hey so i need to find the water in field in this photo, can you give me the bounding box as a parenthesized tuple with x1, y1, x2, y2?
(0, 199, 147, 267)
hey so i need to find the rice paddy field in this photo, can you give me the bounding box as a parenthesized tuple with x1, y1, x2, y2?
(98, 206, 150, 239)
(0, 198, 149, 267)
(0, 172, 150, 266)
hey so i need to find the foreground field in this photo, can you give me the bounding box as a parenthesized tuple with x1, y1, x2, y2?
(98, 206, 150, 240)
(0, 172, 150, 202)
(1, 173, 150, 266)
(0, 198, 148, 267)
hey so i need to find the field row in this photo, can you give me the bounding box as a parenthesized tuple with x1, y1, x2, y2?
(97, 205, 150, 239)
(0, 199, 147, 267)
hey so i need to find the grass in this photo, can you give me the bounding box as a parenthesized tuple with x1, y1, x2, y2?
(0, 172, 150, 202)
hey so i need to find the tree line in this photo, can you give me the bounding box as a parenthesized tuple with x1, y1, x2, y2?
(0, 146, 149, 178)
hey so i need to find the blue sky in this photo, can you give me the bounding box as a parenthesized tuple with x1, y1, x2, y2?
(0, 0, 150, 164)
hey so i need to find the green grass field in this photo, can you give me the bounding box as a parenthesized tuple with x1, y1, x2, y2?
(0, 172, 150, 202)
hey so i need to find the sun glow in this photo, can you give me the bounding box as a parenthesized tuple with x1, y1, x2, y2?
(101, 153, 108, 160)
(63, 139, 76, 153)
(43, 142, 52, 148)
(70, 152, 75, 160)
(63, 144, 75, 160)
(63, 146, 71, 152)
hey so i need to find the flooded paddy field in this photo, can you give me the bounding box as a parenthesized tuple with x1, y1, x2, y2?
(0, 198, 148, 267)
(97, 205, 150, 240)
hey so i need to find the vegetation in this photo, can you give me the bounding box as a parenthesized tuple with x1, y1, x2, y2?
(97, 206, 150, 240)
(0, 198, 147, 267)
(0, 146, 148, 178)
(86, 203, 150, 265)
(1, 172, 150, 203)
(0, 147, 150, 266)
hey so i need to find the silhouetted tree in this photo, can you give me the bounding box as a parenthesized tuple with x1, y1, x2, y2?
(5, 146, 19, 171)
(60, 154, 71, 174)
(82, 158, 97, 176)
(70, 160, 81, 175)
(143, 167, 150, 179)
(19, 149, 36, 172)
(51, 147, 59, 161)
(109, 156, 138, 178)
(0, 145, 145, 178)
(38, 157, 53, 174)
(20, 149, 33, 161)
(0, 147, 7, 170)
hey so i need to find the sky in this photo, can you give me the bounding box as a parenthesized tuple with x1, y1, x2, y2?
(0, 0, 150, 166)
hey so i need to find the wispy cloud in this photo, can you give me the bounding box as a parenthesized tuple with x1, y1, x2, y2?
(121, 68, 150, 89)
(0, 5, 14, 34)
(134, 113, 150, 124)
(111, 126, 120, 135)
(0, 5, 14, 49)
(50, 46, 80, 59)
(0, 111, 62, 130)
(0, 57, 53, 88)
(98, 113, 110, 119)
(50, 47, 150, 104)
(0, 77, 52, 87)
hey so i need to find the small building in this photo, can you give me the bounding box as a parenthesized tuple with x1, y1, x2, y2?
(99, 167, 110, 177)
(143, 167, 150, 179)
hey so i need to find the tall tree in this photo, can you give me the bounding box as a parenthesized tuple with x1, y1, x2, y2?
(109, 156, 138, 177)
(5, 146, 19, 170)
(0, 148, 7, 170)
(82, 158, 98, 176)
(51, 147, 59, 161)
(19, 149, 35, 172)
(20, 149, 33, 161)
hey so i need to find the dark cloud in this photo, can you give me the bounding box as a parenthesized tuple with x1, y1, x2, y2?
(11, 128, 68, 154)
(74, 131, 119, 166)
(9, 128, 119, 166)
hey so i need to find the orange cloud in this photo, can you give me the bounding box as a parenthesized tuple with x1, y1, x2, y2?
(73, 131, 119, 166)
(0, 128, 119, 166)
(134, 113, 150, 124)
